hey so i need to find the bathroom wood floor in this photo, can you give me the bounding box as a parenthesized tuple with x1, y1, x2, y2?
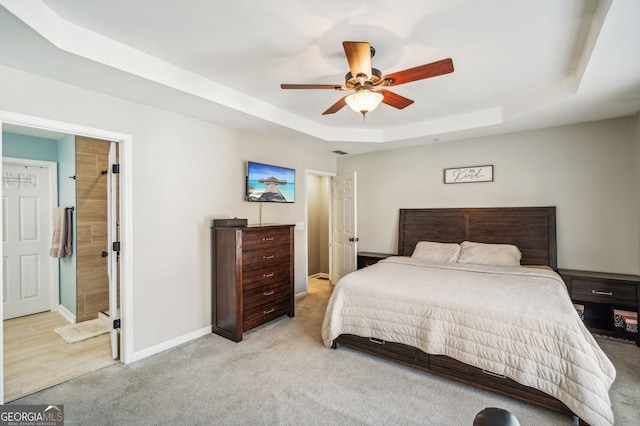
(3, 311, 117, 402)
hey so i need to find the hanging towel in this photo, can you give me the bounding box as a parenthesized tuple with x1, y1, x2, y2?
(50, 207, 73, 258)
(64, 207, 73, 256)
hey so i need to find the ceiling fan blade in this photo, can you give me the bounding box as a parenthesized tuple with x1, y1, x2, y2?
(281, 84, 343, 90)
(384, 58, 454, 86)
(343, 41, 372, 79)
(322, 96, 347, 115)
(379, 90, 414, 109)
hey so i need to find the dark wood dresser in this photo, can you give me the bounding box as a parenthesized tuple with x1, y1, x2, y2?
(211, 224, 295, 342)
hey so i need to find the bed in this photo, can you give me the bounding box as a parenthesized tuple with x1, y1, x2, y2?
(321, 207, 615, 426)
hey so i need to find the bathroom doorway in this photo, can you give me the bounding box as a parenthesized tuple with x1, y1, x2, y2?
(1, 123, 122, 401)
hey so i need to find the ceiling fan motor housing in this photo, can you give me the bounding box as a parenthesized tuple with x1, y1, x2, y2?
(344, 68, 386, 89)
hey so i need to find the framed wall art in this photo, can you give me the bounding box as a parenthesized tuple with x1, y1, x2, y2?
(444, 165, 493, 184)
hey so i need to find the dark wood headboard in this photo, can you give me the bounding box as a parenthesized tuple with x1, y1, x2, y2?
(398, 207, 557, 269)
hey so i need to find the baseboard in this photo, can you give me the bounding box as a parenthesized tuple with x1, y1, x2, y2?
(309, 272, 330, 280)
(128, 326, 211, 363)
(126, 275, 332, 364)
(57, 304, 76, 324)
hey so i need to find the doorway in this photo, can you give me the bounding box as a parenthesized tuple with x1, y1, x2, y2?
(0, 115, 131, 402)
(2, 129, 117, 401)
(305, 171, 333, 291)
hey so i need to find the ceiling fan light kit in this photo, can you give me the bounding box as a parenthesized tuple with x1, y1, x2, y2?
(281, 41, 454, 119)
(345, 89, 384, 117)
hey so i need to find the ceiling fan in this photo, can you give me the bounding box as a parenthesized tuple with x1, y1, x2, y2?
(281, 41, 454, 117)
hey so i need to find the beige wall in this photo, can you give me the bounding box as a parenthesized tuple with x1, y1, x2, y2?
(338, 117, 640, 275)
(306, 174, 330, 276)
(0, 65, 336, 355)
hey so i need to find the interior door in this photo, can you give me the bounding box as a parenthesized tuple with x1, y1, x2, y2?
(107, 142, 119, 359)
(331, 171, 357, 284)
(2, 160, 53, 319)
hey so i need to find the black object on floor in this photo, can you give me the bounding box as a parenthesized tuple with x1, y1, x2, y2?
(473, 407, 520, 426)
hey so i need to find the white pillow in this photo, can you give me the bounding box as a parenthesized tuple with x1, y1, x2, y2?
(411, 241, 461, 263)
(457, 241, 522, 267)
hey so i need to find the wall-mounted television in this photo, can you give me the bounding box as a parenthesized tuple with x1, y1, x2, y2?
(246, 161, 295, 203)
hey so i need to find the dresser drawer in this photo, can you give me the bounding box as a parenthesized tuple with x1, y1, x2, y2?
(242, 263, 291, 289)
(242, 228, 291, 251)
(571, 279, 636, 307)
(242, 249, 290, 270)
(243, 280, 290, 308)
(243, 296, 290, 331)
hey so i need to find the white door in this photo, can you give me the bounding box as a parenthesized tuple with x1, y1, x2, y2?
(331, 171, 357, 284)
(107, 142, 119, 359)
(3, 160, 55, 320)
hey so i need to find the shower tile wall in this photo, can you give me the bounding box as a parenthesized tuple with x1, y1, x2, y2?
(75, 136, 110, 323)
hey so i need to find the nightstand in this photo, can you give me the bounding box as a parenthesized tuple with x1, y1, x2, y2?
(357, 252, 394, 269)
(558, 269, 639, 346)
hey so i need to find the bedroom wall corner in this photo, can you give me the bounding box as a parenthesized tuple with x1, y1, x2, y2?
(236, 135, 336, 295)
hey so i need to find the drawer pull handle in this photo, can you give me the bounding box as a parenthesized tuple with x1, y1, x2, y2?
(263, 308, 275, 315)
(263, 237, 274, 241)
(263, 272, 275, 278)
(592, 290, 613, 296)
(368, 337, 385, 345)
(263, 290, 275, 296)
(263, 255, 275, 260)
(482, 369, 506, 379)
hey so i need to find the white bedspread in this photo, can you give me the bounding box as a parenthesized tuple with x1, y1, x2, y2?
(321, 257, 616, 426)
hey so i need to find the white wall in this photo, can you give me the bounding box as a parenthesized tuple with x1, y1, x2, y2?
(636, 113, 640, 272)
(338, 117, 640, 275)
(0, 66, 336, 355)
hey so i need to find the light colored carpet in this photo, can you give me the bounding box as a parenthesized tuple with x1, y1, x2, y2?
(54, 319, 110, 343)
(11, 278, 640, 425)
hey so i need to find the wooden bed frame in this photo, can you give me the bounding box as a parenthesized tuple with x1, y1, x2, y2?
(333, 206, 588, 424)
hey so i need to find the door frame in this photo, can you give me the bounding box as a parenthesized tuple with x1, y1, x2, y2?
(107, 142, 119, 359)
(2, 157, 59, 316)
(0, 110, 134, 402)
(304, 169, 336, 293)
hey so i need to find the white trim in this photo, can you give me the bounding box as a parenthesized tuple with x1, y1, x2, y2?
(0, 110, 134, 403)
(128, 327, 211, 363)
(57, 304, 75, 324)
(309, 272, 330, 280)
(2, 157, 59, 315)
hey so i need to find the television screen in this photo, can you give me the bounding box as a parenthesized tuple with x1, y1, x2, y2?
(246, 161, 295, 203)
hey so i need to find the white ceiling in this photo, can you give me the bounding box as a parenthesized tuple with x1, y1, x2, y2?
(0, 0, 639, 155)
